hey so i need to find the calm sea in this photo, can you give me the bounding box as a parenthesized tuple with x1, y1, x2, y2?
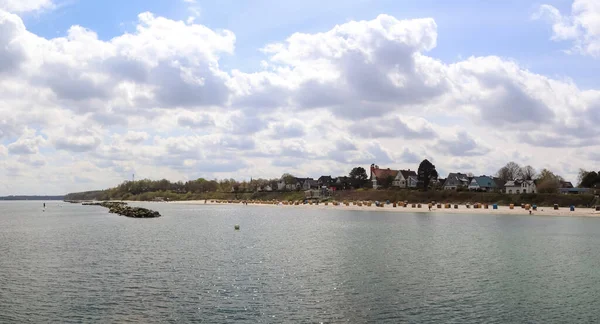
(2, 201, 600, 323)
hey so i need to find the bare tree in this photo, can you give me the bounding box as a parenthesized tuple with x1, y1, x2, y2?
(496, 161, 523, 181)
(536, 169, 564, 193)
(520, 165, 536, 180)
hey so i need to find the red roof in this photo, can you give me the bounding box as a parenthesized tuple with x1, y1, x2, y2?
(372, 168, 398, 179)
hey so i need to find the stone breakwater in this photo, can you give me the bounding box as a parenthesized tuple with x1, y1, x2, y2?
(82, 201, 161, 218)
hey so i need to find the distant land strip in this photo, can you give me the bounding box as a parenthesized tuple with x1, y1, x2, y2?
(0, 196, 65, 201)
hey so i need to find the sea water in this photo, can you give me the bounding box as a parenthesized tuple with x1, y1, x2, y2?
(2, 201, 600, 323)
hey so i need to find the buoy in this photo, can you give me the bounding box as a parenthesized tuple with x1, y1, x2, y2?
(234, 224, 240, 230)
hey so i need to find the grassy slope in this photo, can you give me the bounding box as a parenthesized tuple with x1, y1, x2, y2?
(66, 189, 598, 207)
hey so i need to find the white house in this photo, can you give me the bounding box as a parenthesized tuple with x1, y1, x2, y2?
(393, 170, 418, 188)
(505, 179, 537, 194)
(302, 179, 319, 190)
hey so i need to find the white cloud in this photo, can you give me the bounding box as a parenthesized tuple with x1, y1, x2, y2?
(1, 9, 599, 194)
(535, 0, 600, 57)
(122, 131, 149, 144)
(0, 0, 53, 13)
(433, 131, 491, 157)
(7, 131, 45, 155)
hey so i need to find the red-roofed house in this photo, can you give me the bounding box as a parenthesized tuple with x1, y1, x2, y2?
(370, 164, 399, 189)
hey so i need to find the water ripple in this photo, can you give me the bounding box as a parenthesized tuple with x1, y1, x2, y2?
(2, 201, 600, 323)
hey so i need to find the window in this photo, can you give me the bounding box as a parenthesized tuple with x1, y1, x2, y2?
(508, 190, 512, 194)
(523, 189, 526, 193)
(516, 190, 520, 194)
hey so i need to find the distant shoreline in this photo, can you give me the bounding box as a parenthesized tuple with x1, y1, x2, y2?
(0, 196, 65, 201)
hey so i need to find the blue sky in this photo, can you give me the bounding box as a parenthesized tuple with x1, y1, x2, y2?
(1, 0, 599, 194)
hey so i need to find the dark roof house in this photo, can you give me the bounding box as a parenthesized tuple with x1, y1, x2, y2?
(443, 173, 470, 189)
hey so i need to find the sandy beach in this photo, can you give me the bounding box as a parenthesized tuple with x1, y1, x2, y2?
(167, 200, 600, 218)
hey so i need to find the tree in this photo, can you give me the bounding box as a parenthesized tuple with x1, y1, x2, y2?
(281, 173, 296, 184)
(349, 167, 368, 188)
(580, 171, 600, 188)
(521, 165, 536, 180)
(417, 159, 438, 191)
(496, 161, 522, 181)
(536, 169, 563, 193)
(578, 169, 590, 187)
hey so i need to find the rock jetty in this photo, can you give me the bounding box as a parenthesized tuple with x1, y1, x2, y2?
(82, 201, 161, 218)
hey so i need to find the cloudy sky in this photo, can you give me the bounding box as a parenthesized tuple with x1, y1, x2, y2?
(0, 0, 599, 195)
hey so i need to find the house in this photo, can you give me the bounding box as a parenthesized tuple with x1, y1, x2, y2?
(505, 179, 537, 194)
(302, 178, 319, 190)
(334, 176, 352, 190)
(468, 176, 498, 192)
(317, 176, 336, 188)
(287, 177, 308, 191)
(370, 164, 399, 189)
(443, 173, 470, 190)
(394, 170, 418, 188)
(278, 177, 304, 191)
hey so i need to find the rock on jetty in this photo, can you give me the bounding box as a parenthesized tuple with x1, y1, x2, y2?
(82, 201, 161, 218)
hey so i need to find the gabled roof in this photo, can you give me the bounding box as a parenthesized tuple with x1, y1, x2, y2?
(471, 176, 497, 188)
(372, 168, 399, 179)
(505, 179, 536, 187)
(318, 175, 334, 183)
(400, 170, 417, 179)
(443, 173, 470, 186)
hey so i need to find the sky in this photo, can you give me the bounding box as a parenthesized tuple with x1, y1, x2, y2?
(0, 0, 599, 195)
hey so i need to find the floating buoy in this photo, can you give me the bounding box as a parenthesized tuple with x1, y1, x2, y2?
(234, 224, 240, 230)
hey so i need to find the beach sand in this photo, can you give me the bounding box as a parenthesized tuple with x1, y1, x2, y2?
(167, 200, 600, 218)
